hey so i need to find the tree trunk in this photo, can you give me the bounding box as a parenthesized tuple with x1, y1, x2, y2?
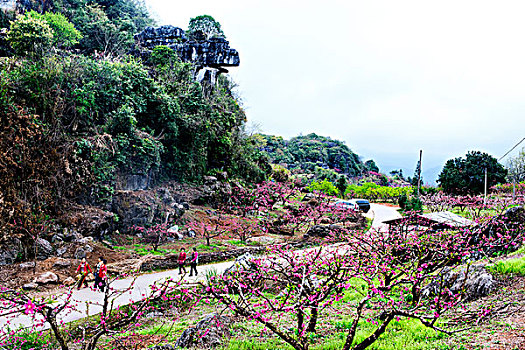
(307, 305, 318, 332)
(46, 309, 69, 350)
(297, 309, 304, 332)
(350, 315, 394, 350)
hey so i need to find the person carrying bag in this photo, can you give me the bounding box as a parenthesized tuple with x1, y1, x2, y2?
(75, 257, 92, 290)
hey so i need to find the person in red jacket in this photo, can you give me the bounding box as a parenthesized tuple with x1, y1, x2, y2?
(76, 257, 92, 290)
(178, 248, 187, 275)
(93, 257, 108, 292)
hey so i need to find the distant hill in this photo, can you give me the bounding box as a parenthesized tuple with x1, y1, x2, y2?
(256, 133, 371, 178)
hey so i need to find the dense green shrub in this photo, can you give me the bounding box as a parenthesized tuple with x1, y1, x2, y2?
(7, 12, 53, 56)
(150, 45, 179, 66)
(0, 49, 270, 200)
(307, 179, 339, 196)
(398, 193, 408, 209)
(187, 14, 225, 40)
(346, 182, 413, 202)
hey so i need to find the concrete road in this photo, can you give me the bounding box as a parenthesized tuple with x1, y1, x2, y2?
(369, 203, 401, 230)
(0, 204, 401, 331)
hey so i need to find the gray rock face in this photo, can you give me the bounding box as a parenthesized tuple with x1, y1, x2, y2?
(35, 271, 59, 285)
(421, 265, 496, 301)
(174, 314, 231, 348)
(305, 224, 342, 238)
(35, 238, 54, 260)
(223, 253, 257, 275)
(56, 246, 67, 257)
(0, 238, 24, 265)
(134, 25, 240, 68)
(122, 174, 151, 191)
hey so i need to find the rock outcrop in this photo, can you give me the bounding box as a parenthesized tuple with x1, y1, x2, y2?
(134, 25, 239, 87)
(421, 265, 496, 301)
(0, 238, 24, 265)
(35, 238, 54, 260)
(305, 224, 343, 238)
(151, 314, 231, 349)
(223, 252, 257, 275)
(35, 271, 59, 285)
(175, 313, 231, 348)
(134, 25, 240, 68)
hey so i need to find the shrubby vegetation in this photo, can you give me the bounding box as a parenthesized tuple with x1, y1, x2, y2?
(306, 179, 340, 196)
(0, 6, 270, 241)
(345, 182, 413, 202)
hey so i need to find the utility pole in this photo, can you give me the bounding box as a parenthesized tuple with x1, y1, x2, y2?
(484, 167, 488, 205)
(416, 150, 422, 196)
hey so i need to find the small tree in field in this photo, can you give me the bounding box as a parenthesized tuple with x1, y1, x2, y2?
(227, 216, 260, 242)
(132, 223, 176, 251)
(188, 217, 232, 246)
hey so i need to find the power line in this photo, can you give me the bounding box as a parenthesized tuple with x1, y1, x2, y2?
(499, 137, 525, 162)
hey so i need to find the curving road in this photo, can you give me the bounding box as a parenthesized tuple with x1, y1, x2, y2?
(369, 203, 402, 230)
(0, 203, 401, 331)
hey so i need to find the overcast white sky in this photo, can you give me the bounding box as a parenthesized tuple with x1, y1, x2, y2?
(146, 0, 525, 183)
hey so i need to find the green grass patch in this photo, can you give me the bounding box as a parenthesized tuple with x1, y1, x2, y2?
(227, 239, 247, 247)
(194, 243, 223, 252)
(510, 244, 525, 256)
(2, 328, 56, 350)
(136, 321, 188, 343)
(221, 317, 449, 350)
(488, 256, 525, 276)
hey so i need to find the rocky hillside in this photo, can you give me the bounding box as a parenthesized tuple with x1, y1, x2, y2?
(0, 3, 270, 262)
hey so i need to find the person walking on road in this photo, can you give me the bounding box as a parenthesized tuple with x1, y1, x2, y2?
(178, 247, 187, 275)
(76, 257, 92, 290)
(189, 247, 198, 277)
(93, 257, 107, 292)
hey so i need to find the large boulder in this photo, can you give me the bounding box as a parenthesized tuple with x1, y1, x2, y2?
(59, 206, 114, 240)
(112, 190, 185, 231)
(305, 224, 343, 238)
(35, 238, 54, 260)
(35, 271, 59, 285)
(175, 314, 231, 348)
(503, 205, 525, 223)
(223, 253, 257, 275)
(421, 265, 496, 301)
